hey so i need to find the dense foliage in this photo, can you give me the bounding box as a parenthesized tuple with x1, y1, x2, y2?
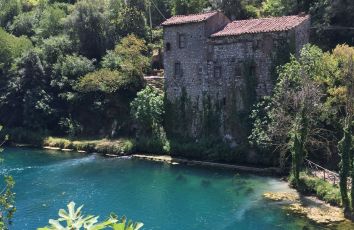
(250, 44, 354, 216)
(130, 86, 170, 153)
(0, 0, 352, 140)
(0, 0, 152, 139)
(0, 126, 15, 230)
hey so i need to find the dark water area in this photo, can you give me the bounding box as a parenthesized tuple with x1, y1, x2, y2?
(0, 148, 338, 229)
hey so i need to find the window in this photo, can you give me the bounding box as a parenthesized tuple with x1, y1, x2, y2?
(250, 64, 256, 77)
(198, 67, 203, 75)
(235, 63, 242, 77)
(214, 66, 221, 78)
(178, 34, 186, 48)
(166, 42, 171, 51)
(175, 62, 182, 76)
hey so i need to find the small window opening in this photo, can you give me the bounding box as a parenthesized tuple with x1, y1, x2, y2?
(198, 67, 203, 75)
(214, 66, 221, 78)
(235, 64, 242, 77)
(250, 64, 256, 77)
(175, 62, 182, 77)
(166, 42, 171, 51)
(223, 97, 226, 106)
(178, 34, 186, 48)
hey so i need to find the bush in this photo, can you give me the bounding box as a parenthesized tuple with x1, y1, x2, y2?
(290, 172, 342, 206)
(131, 86, 164, 134)
(43, 137, 135, 155)
(76, 69, 142, 94)
(135, 130, 170, 155)
(7, 127, 46, 146)
(43, 137, 73, 149)
(94, 139, 135, 155)
(169, 137, 249, 163)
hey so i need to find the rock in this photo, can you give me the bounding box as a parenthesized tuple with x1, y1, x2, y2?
(43, 146, 60, 150)
(263, 192, 299, 202)
(264, 192, 346, 225)
(62, 148, 74, 152)
(284, 203, 346, 225)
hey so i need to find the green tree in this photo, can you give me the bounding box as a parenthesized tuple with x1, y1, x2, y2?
(249, 45, 331, 178)
(261, 0, 312, 16)
(212, 0, 259, 20)
(113, 5, 148, 39)
(9, 11, 38, 37)
(101, 35, 149, 80)
(0, 126, 15, 230)
(65, 0, 112, 59)
(330, 45, 354, 216)
(35, 4, 67, 39)
(171, 0, 209, 15)
(0, 0, 22, 29)
(131, 86, 164, 134)
(338, 119, 351, 215)
(130, 86, 169, 153)
(0, 28, 32, 76)
(6, 49, 53, 130)
(77, 69, 139, 94)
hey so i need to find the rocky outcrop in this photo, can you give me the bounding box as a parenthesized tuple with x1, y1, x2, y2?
(263, 192, 347, 225)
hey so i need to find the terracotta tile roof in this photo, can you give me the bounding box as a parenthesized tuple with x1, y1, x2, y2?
(211, 15, 309, 37)
(161, 11, 218, 26)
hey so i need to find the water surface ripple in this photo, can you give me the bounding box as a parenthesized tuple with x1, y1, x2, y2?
(0, 148, 328, 229)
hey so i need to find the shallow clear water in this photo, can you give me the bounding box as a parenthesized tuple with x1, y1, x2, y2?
(1, 148, 325, 229)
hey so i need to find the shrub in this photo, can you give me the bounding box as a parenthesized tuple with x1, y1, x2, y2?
(131, 86, 170, 154)
(43, 137, 73, 149)
(76, 69, 142, 94)
(290, 172, 342, 206)
(131, 86, 164, 135)
(43, 137, 136, 155)
(95, 139, 135, 155)
(169, 137, 248, 163)
(7, 127, 46, 146)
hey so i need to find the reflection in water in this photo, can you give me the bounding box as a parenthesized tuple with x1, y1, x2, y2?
(0, 147, 349, 230)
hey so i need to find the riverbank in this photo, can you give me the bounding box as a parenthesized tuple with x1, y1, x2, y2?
(263, 191, 353, 228)
(10, 135, 283, 175)
(11, 136, 351, 225)
(132, 154, 281, 175)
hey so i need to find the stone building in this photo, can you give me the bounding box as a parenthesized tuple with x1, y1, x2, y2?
(162, 11, 310, 143)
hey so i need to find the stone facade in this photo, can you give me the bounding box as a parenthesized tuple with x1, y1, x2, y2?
(163, 12, 310, 142)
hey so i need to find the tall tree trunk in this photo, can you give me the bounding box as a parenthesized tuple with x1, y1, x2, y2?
(291, 132, 302, 185)
(339, 119, 351, 216)
(291, 110, 308, 186)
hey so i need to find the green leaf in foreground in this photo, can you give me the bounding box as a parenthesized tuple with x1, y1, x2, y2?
(38, 201, 143, 230)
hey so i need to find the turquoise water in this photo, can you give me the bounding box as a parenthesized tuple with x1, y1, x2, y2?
(1, 148, 323, 229)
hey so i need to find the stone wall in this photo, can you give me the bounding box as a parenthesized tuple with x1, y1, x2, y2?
(163, 16, 310, 142)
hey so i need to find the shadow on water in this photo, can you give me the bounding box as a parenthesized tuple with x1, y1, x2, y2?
(176, 174, 187, 183)
(201, 179, 211, 188)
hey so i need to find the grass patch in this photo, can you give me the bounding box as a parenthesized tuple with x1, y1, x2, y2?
(43, 137, 135, 155)
(290, 172, 342, 206)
